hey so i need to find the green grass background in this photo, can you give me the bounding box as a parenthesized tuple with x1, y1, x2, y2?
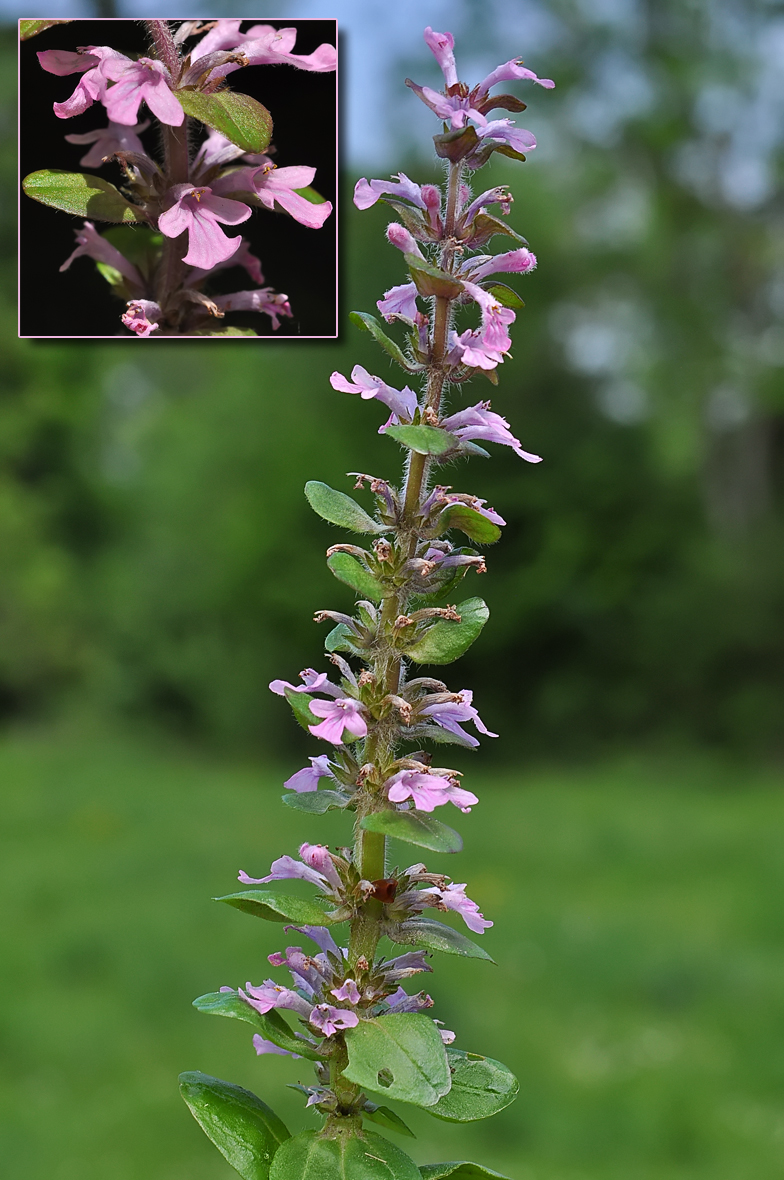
(3, 726, 783, 1180)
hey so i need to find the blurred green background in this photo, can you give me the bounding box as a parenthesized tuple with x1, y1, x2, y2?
(3, 1, 784, 1177)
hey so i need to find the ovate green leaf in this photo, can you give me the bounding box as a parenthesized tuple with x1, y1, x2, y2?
(22, 170, 140, 223)
(360, 810, 462, 854)
(270, 1129, 421, 1180)
(20, 19, 74, 39)
(424, 1050, 519, 1123)
(327, 552, 384, 601)
(282, 789, 352, 813)
(192, 991, 323, 1060)
(215, 890, 337, 926)
(179, 1071, 290, 1180)
(176, 88, 273, 154)
(349, 311, 417, 371)
(364, 1105, 417, 1138)
(419, 1164, 511, 1179)
(437, 505, 501, 545)
(305, 481, 382, 534)
(392, 918, 494, 963)
(405, 598, 489, 665)
(385, 425, 458, 457)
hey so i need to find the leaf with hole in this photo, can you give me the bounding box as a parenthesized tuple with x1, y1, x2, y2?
(192, 991, 323, 1061)
(404, 598, 489, 665)
(22, 170, 140, 223)
(282, 790, 352, 814)
(179, 1071, 290, 1180)
(344, 1014, 451, 1107)
(305, 481, 382, 534)
(392, 918, 494, 963)
(215, 890, 338, 927)
(176, 88, 273, 154)
(436, 506, 501, 545)
(419, 1164, 511, 1179)
(424, 1050, 519, 1123)
(385, 425, 458, 457)
(270, 1129, 421, 1180)
(327, 553, 384, 601)
(360, 810, 462, 854)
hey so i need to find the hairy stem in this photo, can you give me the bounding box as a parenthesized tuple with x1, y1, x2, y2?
(146, 20, 180, 79)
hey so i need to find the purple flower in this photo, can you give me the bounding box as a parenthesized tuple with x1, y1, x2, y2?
(421, 689, 498, 748)
(192, 128, 247, 178)
(252, 1034, 301, 1059)
(60, 220, 143, 290)
(377, 282, 420, 323)
(460, 186, 513, 224)
(441, 493, 506, 527)
(213, 289, 293, 331)
(448, 327, 506, 371)
(196, 23, 336, 76)
(284, 755, 335, 794)
(385, 769, 479, 814)
(330, 366, 418, 422)
(466, 121, 537, 169)
(158, 185, 251, 271)
(308, 698, 368, 745)
(354, 173, 429, 212)
(240, 980, 313, 1019)
(423, 27, 458, 88)
(441, 402, 542, 463)
(269, 667, 343, 699)
(421, 882, 493, 934)
(286, 925, 342, 958)
(239, 842, 341, 892)
(268, 945, 329, 994)
(477, 58, 555, 94)
(460, 248, 537, 282)
(309, 1004, 359, 1037)
(121, 300, 162, 338)
(417, 86, 487, 131)
(439, 1028, 456, 1044)
(380, 951, 433, 982)
(102, 56, 184, 127)
(64, 119, 149, 168)
(330, 978, 361, 1004)
(184, 237, 265, 288)
(385, 986, 434, 1013)
(213, 160, 332, 229)
(37, 45, 124, 119)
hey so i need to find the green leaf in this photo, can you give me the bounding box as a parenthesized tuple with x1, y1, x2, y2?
(405, 256, 464, 301)
(349, 311, 417, 371)
(324, 622, 365, 657)
(392, 918, 494, 963)
(22, 170, 140, 223)
(283, 688, 319, 731)
(437, 506, 501, 545)
(484, 284, 525, 311)
(364, 1105, 417, 1138)
(101, 226, 162, 280)
(215, 890, 338, 927)
(282, 790, 352, 813)
(270, 1129, 421, 1180)
(305, 481, 382, 534)
(20, 19, 73, 39)
(405, 598, 489, 665)
(424, 1050, 519, 1123)
(192, 992, 323, 1061)
(419, 1164, 511, 1179)
(433, 125, 480, 163)
(191, 326, 259, 337)
(385, 425, 458, 457)
(344, 1014, 451, 1107)
(176, 89, 273, 154)
(360, 810, 462, 854)
(179, 1071, 290, 1180)
(327, 553, 384, 601)
(467, 215, 528, 247)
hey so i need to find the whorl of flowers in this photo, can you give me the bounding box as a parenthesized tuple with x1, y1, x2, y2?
(22, 19, 335, 336)
(173, 25, 553, 1178)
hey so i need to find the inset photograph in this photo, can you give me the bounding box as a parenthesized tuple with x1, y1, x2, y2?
(19, 18, 337, 338)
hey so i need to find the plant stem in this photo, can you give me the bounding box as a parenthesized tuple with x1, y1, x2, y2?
(146, 20, 180, 79)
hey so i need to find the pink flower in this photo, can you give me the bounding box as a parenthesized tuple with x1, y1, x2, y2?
(377, 282, 420, 322)
(386, 223, 424, 259)
(269, 668, 343, 698)
(421, 882, 493, 934)
(441, 402, 542, 463)
(354, 173, 429, 212)
(121, 300, 162, 338)
(184, 237, 265, 288)
(238, 842, 340, 892)
(158, 185, 251, 271)
(102, 56, 184, 127)
(385, 769, 479, 813)
(330, 366, 418, 422)
(421, 689, 498, 748)
(213, 289, 293, 331)
(330, 979, 361, 1004)
(284, 755, 335, 794)
(309, 1004, 359, 1037)
(460, 248, 537, 282)
(229, 25, 337, 73)
(308, 698, 368, 745)
(423, 27, 458, 88)
(477, 58, 555, 94)
(213, 161, 332, 229)
(59, 220, 143, 289)
(240, 981, 313, 1020)
(252, 1034, 301, 1059)
(38, 45, 124, 119)
(64, 119, 149, 168)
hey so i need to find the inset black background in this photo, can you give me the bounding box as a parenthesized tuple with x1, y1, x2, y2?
(19, 18, 337, 338)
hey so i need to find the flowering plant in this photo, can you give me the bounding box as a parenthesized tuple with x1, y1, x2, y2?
(20, 19, 335, 337)
(178, 26, 552, 1180)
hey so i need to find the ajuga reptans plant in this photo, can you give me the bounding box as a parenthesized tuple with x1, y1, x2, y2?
(20, 19, 335, 336)
(178, 26, 553, 1180)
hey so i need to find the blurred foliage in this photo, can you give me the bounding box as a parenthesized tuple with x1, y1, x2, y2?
(4, 1, 784, 754)
(2, 729, 784, 1179)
